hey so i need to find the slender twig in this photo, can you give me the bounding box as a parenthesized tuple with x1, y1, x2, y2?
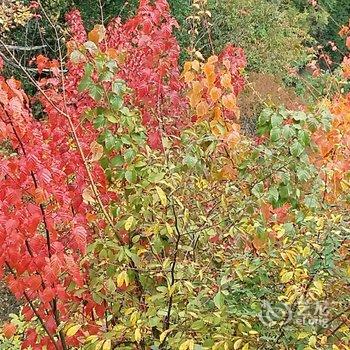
(160, 201, 182, 348)
(3, 44, 47, 51)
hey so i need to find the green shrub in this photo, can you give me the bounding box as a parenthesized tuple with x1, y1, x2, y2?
(208, 0, 312, 76)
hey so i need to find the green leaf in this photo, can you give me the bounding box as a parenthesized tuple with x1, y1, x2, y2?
(292, 111, 306, 121)
(125, 169, 137, 183)
(298, 130, 310, 146)
(106, 111, 118, 123)
(148, 172, 165, 183)
(104, 134, 115, 151)
(106, 278, 116, 293)
(252, 182, 263, 198)
(191, 320, 205, 330)
(268, 186, 279, 203)
(304, 195, 318, 209)
(214, 291, 225, 309)
(183, 155, 198, 167)
(296, 167, 310, 182)
(270, 127, 280, 142)
(111, 155, 124, 167)
(89, 85, 104, 101)
(271, 114, 283, 127)
(110, 94, 123, 109)
(78, 76, 92, 92)
(290, 141, 303, 157)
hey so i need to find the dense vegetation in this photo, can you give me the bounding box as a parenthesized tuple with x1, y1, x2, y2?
(0, 1, 350, 349)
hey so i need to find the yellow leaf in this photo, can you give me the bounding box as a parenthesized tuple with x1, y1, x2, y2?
(159, 329, 172, 343)
(313, 280, 323, 295)
(194, 51, 204, 61)
(191, 60, 200, 71)
(82, 187, 95, 204)
(234, 338, 243, 349)
(184, 208, 190, 225)
(66, 324, 81, 337)
(135, 328, 142, 343)
(125, 216, 134, 231)
(90, 141, 104, 162)
(117, 271, 129, 287)
(165, 222, 173, 236)
(179, 340, 189, 350)
(242, 344, 249, 350)
(308, 335, 317, 347)
(156, 186, 167, 206)
(179, 340, 195, 350)
(102, 340, 111, 350)
(131, 311, 140, 326)
(297, 332, 310, 340)
(281, 271, 293, 283)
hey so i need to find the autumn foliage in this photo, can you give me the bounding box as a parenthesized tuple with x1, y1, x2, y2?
(0, 1, 350, 350)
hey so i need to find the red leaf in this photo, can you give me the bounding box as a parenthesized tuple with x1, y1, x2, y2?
(72, 226, 87, 254)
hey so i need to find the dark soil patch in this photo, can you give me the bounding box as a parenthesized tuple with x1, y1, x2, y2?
(0, 281, 20, 323)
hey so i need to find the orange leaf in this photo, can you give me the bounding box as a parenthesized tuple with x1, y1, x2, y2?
(183, 61, 192, 73)
(219, 164, 237, 180)
(210, 118, 226, 137)
(224, 123, 241, 146)
(189, 91, 202, 108)
(188, 81, 203, 108)
(222, 93, 237, 111)
(184, 71, 195, 83)
(3, 323, 16, 339)
(342, 57, 350, 79)
(208, 55, 218, 64)
(210, 87, 222, 102)
(88, 25, 106, 44)
(36, 54, 48, 74)
(203, 63, 216, 88)
(196, 101, 209, 117)
(34, 187, 48, 205)
(220, 73, 232, 89)
(213, 106, 222, 120)
(106, 48, 119, 59)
